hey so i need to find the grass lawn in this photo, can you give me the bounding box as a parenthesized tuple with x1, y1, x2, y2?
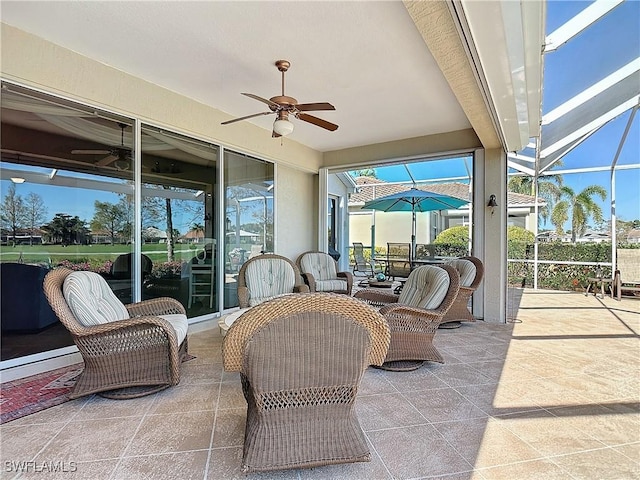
(0, 243, 203, 265)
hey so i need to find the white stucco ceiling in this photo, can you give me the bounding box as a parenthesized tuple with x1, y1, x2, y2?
(1, 1, 473, 153)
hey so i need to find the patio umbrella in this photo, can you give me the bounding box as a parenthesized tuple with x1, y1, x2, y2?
(362, 187, 469, 258)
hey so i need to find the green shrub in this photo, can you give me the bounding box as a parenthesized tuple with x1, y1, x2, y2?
(434, 226, 468, 245)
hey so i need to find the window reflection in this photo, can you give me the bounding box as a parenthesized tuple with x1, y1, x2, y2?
(224, 151, 274, 308)
(0, 84, 219, 364)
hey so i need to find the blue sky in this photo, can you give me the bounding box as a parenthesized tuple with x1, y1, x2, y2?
(373, 0, 640, 229)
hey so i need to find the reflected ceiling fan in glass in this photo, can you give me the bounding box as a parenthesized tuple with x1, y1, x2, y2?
(71, 122, 131, 167)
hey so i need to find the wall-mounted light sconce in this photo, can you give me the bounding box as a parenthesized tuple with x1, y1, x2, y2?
(487, 194, 498, 215)
(204, 213, 212, 223)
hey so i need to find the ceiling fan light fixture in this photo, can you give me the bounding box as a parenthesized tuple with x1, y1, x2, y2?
(273, 118, 294, 136)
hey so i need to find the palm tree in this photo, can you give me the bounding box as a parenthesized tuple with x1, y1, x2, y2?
(508, 173, 563, 224)
(551, 185, 607, 243)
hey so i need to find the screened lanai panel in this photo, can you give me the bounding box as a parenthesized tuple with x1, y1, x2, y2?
(539, 71, 640, 159)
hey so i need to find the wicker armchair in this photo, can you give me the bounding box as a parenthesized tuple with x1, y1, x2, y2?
(354, 264, 460, 371)
(236, 254, 309, 308)
(222, 293, 390, 473)
(440, 256, 484, 328)
(296, 250, 353, 295)
(43, 267, 188, 399)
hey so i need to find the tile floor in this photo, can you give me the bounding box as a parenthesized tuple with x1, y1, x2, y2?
(1, 289, 638, 480)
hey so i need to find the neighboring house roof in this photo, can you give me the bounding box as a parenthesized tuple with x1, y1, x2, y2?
(350, 176, 544, 207)
(627, 229, 640, 241)
(582, 230, 610, 239)
(182, 230, 204, 240)
(143, 226, 167, 239)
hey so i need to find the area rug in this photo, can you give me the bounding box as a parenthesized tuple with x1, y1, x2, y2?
(0, 354, 195, 424)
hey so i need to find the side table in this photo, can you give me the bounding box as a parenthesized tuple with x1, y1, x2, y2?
(585, 277, 613, 299)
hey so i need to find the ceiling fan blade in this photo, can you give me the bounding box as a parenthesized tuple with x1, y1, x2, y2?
(96, 155, 118, 166)
(221, 111, 273, 125)
(296, 113, 339, 131)
(241, 93, 280, 109)
(295, 102, 335, 112)
(71, 149, 111, 155)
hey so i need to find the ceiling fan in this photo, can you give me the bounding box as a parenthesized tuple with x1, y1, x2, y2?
(71, 122, 131, 169)
(221, 60, 338, 137)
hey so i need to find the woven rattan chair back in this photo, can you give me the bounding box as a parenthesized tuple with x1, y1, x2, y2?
(441, 255, 484, 324)
(222, 293, 390, 472)
(296, 250, 353, 295)
(43, 267, 188, 399)
(236, 253, 309, 308)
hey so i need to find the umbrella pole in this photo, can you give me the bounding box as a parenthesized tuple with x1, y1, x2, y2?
(411, 208, 416, 262)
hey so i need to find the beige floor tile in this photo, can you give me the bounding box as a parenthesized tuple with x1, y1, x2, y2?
(550, 447, 640, 480)
(205, 446, 300, 479)
(479, 458, 572, 480)
(114, 451, 209, 480)
(495, 410, 608, 456)
(356, 393, 428, 431)
(366, 424, 474, 478)
(71, 394, 154, 421)
(212, 407, 245, 448)
(358, 368, 401, 395)
(147, 382, 219, 414)
(404, 387, 488, 423)
(547, 404, 640, 446)
(180, 361, 225, 385)
(381, 367, 451, 393)
(124, 411, 215, 456)
(613, 442, 640, 465)
(33, 417, 141, 463)
(0, 423, 66, 464)
(298, 441, 392, 480)
(432, 364, 494, 388)
(433, 418, 544, 469)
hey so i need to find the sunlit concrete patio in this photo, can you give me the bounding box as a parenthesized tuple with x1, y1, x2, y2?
(1, 290, 638, 480)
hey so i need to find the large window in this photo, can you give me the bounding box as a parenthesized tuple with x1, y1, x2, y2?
(0, 83, 224, 365)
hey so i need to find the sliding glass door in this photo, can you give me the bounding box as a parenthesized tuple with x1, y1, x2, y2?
(223, 150, 274, 309)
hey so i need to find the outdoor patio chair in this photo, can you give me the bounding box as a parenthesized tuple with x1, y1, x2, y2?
(222, 293, 390, 473)
(351, 242, 384, 278)
(354, 264, 460, 371)
(440, 256, 484, 328)
(296, 250, 353, 295)
(236, 253, 309, 308)
(386, 242, 412, 280)
(43, 267, 188, 399)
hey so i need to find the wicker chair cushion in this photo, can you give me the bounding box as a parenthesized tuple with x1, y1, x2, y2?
(245, 258, 296, 307)
(299, 252, 338, 281)
(63, 271, 130, 326)
(315, 279, 348, 292)
(398, 265, 450, 310)
(157, 313, 188, 345)
(447, 258, 476, 287)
